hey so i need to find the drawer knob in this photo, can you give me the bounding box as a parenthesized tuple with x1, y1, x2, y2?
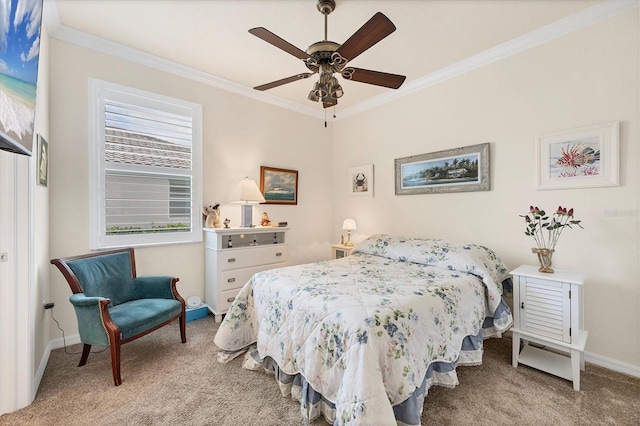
(228, 258, 236, 263)
(227, 297, 235, 303)
(227, 278, 236, 283)
(276, 252, 282, 257)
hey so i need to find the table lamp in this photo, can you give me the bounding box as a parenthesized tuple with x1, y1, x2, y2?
(232, 177, 265, 227)
(342, 218, 356, 246)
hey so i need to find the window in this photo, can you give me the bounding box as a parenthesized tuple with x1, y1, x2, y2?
(89, 79, 202, 248)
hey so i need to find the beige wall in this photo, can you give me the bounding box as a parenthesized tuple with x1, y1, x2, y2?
(48, 40, 333, 340)
(332, 10, 639, 369)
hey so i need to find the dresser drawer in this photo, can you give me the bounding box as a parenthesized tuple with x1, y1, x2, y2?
(220, 262, 286, 291)
(219, 245, 287, 271)
(219, 289, 241, 312)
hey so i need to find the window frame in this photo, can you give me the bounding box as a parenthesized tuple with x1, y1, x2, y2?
(88, 78, 203, 249)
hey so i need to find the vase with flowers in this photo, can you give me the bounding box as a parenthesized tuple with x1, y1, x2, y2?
(520, 206, 583, 273)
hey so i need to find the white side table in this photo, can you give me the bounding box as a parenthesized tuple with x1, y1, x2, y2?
(510, 265, 588, 391)
(331, 243, 354, 259)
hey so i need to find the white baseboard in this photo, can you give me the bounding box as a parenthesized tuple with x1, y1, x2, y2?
(585, 351, 640, 378)
(35, 333, 82, 392)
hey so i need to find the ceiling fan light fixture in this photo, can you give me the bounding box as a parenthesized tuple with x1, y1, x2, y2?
(328, 77, 343, 98)
(330, 83, 343, 99)
(312, 81, 328, 99)
(308, 90, 320, 102)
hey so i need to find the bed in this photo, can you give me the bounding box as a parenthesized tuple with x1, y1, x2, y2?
(213, 234, 513, 425)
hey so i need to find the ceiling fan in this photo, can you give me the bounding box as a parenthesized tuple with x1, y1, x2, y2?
(249, 0, 406, 109)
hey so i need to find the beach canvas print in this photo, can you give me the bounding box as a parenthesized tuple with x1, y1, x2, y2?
(0, 0, 42, 155)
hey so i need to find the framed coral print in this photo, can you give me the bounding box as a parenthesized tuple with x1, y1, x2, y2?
(536, 121, 619, 190)
(37, 134, 48, 187)
(395, 143, 490, 195)
(260, 166, 298, 205)
(347, 164, 373, 197)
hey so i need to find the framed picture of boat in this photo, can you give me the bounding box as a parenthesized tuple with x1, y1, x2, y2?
(260, 166, 298, 205)
(395, 143, 490, 195)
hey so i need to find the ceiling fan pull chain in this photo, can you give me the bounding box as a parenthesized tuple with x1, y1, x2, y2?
(324, 109, 327, 128)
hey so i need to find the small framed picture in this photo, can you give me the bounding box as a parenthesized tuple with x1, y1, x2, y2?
(260, 166, 298, 205)
(536, 121, 619, 190)
(347, 164, 374, 197)
(37, 134, 48, 187)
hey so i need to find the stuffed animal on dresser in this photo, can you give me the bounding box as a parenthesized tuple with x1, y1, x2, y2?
(203, 204, 222, 228)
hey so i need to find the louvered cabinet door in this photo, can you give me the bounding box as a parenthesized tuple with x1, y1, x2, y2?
(519, 277, 571, 343)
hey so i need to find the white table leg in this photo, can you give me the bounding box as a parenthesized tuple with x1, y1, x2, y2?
(512, 332, 521, 367)
(571, 348, 581, 391)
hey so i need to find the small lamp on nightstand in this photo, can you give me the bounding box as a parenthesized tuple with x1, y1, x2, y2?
(231, 177, 266, 227)
(342, 218, 356, 246)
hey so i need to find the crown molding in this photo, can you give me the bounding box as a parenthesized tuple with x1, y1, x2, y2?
(42, 1, 325, 120)
(337, 0, 639, 120)
(43, 0, 638, 122)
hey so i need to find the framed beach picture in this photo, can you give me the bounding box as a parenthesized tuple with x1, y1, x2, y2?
(347, 164, 374, 197)
(37, 134, 48, 186)
(536, 121, 619, 190)
(260, 166, 298, 205)
(395, 143, 490, 195)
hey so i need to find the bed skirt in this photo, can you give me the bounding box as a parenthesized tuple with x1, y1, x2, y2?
(240, 297, 511, 426)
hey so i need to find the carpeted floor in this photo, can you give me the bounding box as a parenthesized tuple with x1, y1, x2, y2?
(1, 314, 638, 425)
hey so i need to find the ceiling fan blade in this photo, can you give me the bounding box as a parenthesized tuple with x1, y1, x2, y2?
(323, 100, 337, 109)
(254, 73, 314, 91)
(342, 67, 406, 89)
(249, 27, 310, 60)
(336, 12, 396, 62)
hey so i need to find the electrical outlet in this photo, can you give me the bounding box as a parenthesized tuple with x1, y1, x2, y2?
(43, 302, 54, 310)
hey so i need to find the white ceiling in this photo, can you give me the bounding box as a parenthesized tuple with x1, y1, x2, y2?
(47, 0, 629, 118)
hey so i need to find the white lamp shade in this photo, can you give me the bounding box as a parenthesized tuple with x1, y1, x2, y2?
(342, 218, 356, 231)
(231, 178, 265, 204)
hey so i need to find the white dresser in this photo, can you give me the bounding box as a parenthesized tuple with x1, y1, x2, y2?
(204, 227, 289, 322)
(510, 265, 588, 390)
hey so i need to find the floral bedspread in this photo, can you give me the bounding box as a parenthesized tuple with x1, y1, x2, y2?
(214, 235, 513, 425)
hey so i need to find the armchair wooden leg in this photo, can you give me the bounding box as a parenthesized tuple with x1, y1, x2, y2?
(109, 340, 122, 386)
(78, 344, 91, 367)
(106, 328, 122, 386)
(179, 313, 186, 343)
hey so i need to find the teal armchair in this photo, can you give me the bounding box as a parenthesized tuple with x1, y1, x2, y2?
(51, 247, 186, 386)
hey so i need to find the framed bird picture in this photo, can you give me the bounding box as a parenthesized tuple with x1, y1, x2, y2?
(536, 121, 619, 190)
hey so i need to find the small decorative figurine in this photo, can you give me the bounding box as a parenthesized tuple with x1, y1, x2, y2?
(260, 211, 271, 227)
(203, 204, 222, 228)
(341, 234, 345, 245)
(223, 218, 230, 229)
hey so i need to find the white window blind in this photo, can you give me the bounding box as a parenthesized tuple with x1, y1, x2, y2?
(89, 79, 202, 248)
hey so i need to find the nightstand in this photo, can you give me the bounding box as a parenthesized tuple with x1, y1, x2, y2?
(331, 244, 354, 259)
(510, 265, 588, 390)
